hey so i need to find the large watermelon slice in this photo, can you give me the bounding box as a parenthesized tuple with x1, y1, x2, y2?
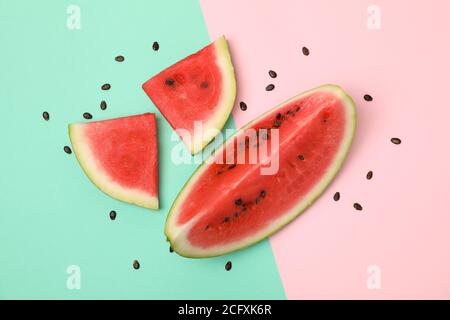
(142, 36, 236, 155)
(69, 113, 159, 209)
(165, 85, 356, 257)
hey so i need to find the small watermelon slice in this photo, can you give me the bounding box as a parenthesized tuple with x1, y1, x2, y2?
(165, 85, 356, 257)
(142, 36, 236, 154)
(69, 113, 159, 209)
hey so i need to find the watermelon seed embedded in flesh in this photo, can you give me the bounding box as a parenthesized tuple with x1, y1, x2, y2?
(297, 154, 305, 161)
(204, 225, 210, 231)
(63, 146, 72, 154)
(276, 113, 281, 120)
(223, 215, 230, 223)
(42, 111, 49, 121)
(200, 81, 209, 88)
(165, 78, 175, 86)
(260, 190, 266, 198)
(225, 261, 232, 271)
(234, 212, 239, 218)
(83, 112, 93, 120)
(353, 203, 363, 211)
(235, 199, 243, 206)
(239, 101, 247, 111)
(333, 192, 340, 201)
(266, 84, 275, 91)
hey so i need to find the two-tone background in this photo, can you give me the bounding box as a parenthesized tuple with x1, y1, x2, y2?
(1, 0, 449, 299)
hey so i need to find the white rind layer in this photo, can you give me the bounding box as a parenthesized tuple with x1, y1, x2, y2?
(165, 84, 356, 258)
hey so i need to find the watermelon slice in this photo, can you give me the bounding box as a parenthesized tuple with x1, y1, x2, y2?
(69, 113, 159, 209)
(165, 85, 356, 257)
(142, 36, 236, 155)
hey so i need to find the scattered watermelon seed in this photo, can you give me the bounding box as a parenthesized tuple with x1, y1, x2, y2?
(333, 192, 340, 201)
(101, 83, 111, 90)
(276, 113, 281, 120)
(366, 171, 373, 180)
(234, 212, 239, 218)
(391, 138, 402, 145)
(165, 78, 175, 86)
(297, 155, 305, 161)
(223, 215, 230, 223)
(64, 146, 72, 154)
(133, 260, 140, 270)
(255, 198, 261, 205)
(239, 101, 247, 111)
(260, 190, 266, 198)
(268, 70, 277, 78)
(204, 225, 210, 231)
(109, 210, 117, 220)
(225, 261, 232, 271)
(115, 55, 124, 62)
(364, 94, 373, 102)
(302, 46, 310, 56)
(265, 84, 275, 91)
(152, 41, 159, 51)
(200, 81, 209, 88)
(42, 111, 50, 121)
(100, 100, 107, 110)
(353, 203, 363, 211)
(83, 112, 93, 120)
(235, 199, 243, 206)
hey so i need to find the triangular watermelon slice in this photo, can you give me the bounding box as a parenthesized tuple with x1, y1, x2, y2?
(142, 36, 236, 154)
(69, 113, 159, 209)
(165, 85, 356, 257)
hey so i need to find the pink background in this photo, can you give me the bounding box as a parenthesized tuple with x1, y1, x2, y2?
(201, 0, 450, 299)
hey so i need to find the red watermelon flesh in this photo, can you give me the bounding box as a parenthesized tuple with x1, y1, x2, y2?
(142, 36, 236, 155)
(69, 113, 159, 209)
(165, 85, 356, 257)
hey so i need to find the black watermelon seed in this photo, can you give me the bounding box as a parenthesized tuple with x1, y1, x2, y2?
(333, 192, 340, 201)
(100, 100, 107, 110)
(152, 41, 159, 51)
(101, 83, 111, 90)
(133, 260, 140, 270)
(165, 78, 175, 86)
(366, 171, 373, 180)
(204, 225, 210, 231)
(302, 46, 310, 56)
(42, 111, 50, 121)
(235, 199, 243, 206)
(364, 94, 373, 102)
(353, 203, 363, 211)
(109, 210, 117, 220)
(169, 246, 174, 253)
(265, 84, 275, 91)
(234, 212, 239, 218)
(255, 198, 261, 205)
(391, 138, 402, 145)
(260, 190, 266, 198)
(276, 113, 281, 120)
(200, 81, 209, 88)
(225, 261, 232, 271)
(83, 112, 93, 120)
(64, 146, 72, 154)
(273, 120, 281, 128)
(115, 55, 124, 62)
(296, 106, 301, 112)
(268, 70, 277, 78)
(223, 216, 230, 223)
(239, 101, 247, 111)
(297, 155, 305, 161)
(228, 164, 236, 170)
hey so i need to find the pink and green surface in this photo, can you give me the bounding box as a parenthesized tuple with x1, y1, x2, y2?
(1, 0, 450, 299)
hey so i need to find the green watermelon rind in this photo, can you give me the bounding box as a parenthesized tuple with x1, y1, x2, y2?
(68, 115, 159, 210)
(165, 84, 357, 258)
(188, 36, 237, 154)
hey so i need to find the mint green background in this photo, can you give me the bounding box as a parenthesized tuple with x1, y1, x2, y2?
(0, 0, 285, 299)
